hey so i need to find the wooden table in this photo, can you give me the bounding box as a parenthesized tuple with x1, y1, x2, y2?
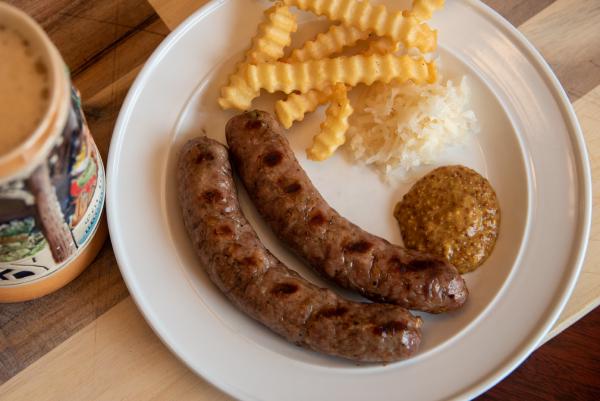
(1, 0, 599, 399)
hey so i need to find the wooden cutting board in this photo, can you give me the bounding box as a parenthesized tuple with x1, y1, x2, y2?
(0, 0, 598, 400)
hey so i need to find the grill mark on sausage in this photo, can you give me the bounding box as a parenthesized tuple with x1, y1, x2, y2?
(263, 151, 283, 167)
(246, 119, 264, 130)
(241, 256, 258, 266)
(277, 177, 303, 194)
(309, 211, 327, 226)
(345, 240, 374, 253)
(214, 225, 233, 238)
(271, 282, 299, 296)
(317, 306, 349, 318)
(283, 182, 302, 194)
(388, 256, 407, 273)
(373, 321, 407, 337)
(408, 259, 439, 271)
(195, 152, 214, 164)
(388, 256, 424, 273)
(202, 189, 222, 203)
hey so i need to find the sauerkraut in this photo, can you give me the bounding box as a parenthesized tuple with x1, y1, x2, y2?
(347, 77, 479, 175)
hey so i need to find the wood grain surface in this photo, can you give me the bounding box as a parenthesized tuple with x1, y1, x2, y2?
(1, 297, 596, 401)
(0, 0, 599, 399)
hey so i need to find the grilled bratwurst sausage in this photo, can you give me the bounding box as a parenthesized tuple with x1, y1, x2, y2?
(177, 136, 422, 362)
(226, 111, 468, 313)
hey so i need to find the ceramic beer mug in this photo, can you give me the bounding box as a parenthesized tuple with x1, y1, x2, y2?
(0, 3, 106, 302)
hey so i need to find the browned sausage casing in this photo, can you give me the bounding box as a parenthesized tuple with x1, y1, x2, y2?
(177, 136, 422, 362)
(226, 111, 468, 314)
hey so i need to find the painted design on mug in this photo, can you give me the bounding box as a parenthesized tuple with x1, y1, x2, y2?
(0, 88, 104, 284)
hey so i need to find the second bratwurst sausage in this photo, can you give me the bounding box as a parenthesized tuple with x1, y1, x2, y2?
(178, 136, 422, 362)
(226, 110, 468, 313)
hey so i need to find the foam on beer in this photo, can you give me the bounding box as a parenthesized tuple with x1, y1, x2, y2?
(0, 25, 50, 156)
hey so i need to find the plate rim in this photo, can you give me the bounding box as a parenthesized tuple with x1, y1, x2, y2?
(106, 0, 592, 399)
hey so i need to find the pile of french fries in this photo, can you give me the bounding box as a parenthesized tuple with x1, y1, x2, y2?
(219, 0, 444, 161)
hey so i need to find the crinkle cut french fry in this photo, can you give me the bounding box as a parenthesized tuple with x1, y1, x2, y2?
(285, 24, 370, 62)
(247, 4, 298, 64)
(307, 83, 353, 161)
(218, 3, 297, 110)
(281, 0, 436, 52)
(244, 54, 437, 96)
(275, 87, 333, 129)
(275, 35, 400, 129)
(408, 0, 445, 22)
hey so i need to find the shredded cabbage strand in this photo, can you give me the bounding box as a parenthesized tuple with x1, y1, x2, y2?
(347, 77, 479, 175)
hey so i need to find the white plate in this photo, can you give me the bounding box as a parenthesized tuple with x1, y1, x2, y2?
(107, 1, 591, 400)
